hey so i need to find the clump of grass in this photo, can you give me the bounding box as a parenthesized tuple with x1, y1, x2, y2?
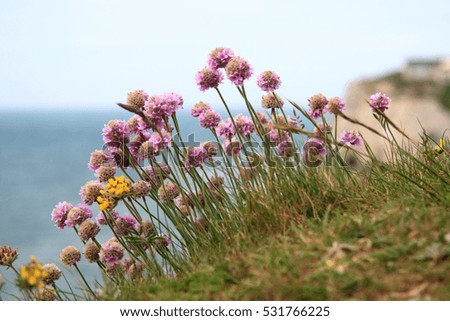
(1, 47, 449, 300)
(109, 152, 450, 300)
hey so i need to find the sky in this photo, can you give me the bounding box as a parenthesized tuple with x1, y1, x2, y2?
(0, 0, 449, 110)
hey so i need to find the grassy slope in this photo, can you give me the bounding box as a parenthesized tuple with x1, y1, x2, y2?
(105, 150, 450, 301)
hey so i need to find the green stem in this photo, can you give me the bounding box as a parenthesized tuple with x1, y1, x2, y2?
(74, 264, 97, 300)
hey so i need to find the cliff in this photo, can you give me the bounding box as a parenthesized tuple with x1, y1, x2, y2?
(339, 71, 450, 159)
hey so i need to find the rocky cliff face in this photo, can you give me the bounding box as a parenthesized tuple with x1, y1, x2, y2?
(338, 73, 450, 159)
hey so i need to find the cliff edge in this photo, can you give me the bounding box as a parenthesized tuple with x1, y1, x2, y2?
(339, 60, 450, 159)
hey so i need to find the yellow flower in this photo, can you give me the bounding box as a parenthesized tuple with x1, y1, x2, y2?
(105, 176, 131, 197)
(97, 196, 111, 211)
(18, 256, 48, 289)
(97, 176, 130, 211)
(433, 138, 445, 154)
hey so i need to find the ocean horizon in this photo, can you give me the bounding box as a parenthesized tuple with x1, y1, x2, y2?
(0, 106, 255, 298)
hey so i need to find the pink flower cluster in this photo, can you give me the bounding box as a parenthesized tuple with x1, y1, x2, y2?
(129, 132, 151, 160)
(268, 129, 290, 145)
(339, 130, 362, 147)
(100, 238, 124, 269)
(65, 204, 93, 228)
(102, 119, 131, 145)
(190, 101, 211, 117)
(190, 101, 222, 129)
(216, 119, 236, 139)
(115, 215, 138, 236)
(195, 67, 224, 91)
(88, 150, 113, 171)
(143, 92, 183, 123)
(234, 114, 254, 136)
(199, 109, 222, 129)
(257, 71, 281, 92)
(325, 97, 346, 115)
(146, 129, 172, 155)
(223, 139, 242, 157)
(127, 115, 149, 134)
(184, 146, 208, 169)
(277, 141, 296, 157)
(225, 56, 253, 86)
(302, 138, 327, 167)
(208, 47, 235, 70)
(369, 93, 392, 112)
(307, 93, 329, 119)
(51, 201, 74, 230)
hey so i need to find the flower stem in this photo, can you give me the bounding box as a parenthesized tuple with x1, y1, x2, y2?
(73, 263, 97, 300)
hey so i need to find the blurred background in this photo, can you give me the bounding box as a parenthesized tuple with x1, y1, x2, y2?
(0, 0, 449, 298)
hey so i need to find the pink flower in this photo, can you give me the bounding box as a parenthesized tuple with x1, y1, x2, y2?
(369, 93, 392, 112)
(126, 90, 149, 110)
(325, 97, 346, 115)
(208, 47, 234, 70)
(65, 204, 93, 228)
(234, 113, 254, 136)
(127, 115, 149, 134)
(88, 150, 113, 171)
(225, 56, 253, 86)
(100, 238, 124, 269)
(102, 120, 130, 145)
(216, 119, 236, 139)
(256, 111, 270, 125)
(144, 92, 183, 121)
(159, 233, 172, 248)
(261, 93, 284, 109)
(190, 101, 211, 117)
(195, 67, 224, 91)
(277, 140, 296, 157)
(302, 138, 327, 167)
(268, 129, 290, 145)
(152, 118, 174, 132)
(79, 180, 103, 206)
(96, 210, 120, 226)
(199, 110, 222, 129)
(115, 215, 138, 236)
(339, 130, 362, 147)
(308, 93, 328, 119)
(148, 129, 172, 154)
(257, 71, 281, 92)
(129, 132, 151, 160)
(184, 146, 208, 169)
(223, 139, 242, 157)
(51, 201, 74, 230)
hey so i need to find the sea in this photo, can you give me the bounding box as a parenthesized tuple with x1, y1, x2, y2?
(0, 107, 215, 299)
(0, 106, 308, 299)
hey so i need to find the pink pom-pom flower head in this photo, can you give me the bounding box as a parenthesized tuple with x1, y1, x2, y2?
(208, 47, 234, 70)
(257, 71, 281, 92)
(369, 93, 392, 112)
(225, 56, 253, 86)
(339, 130, 362, 147)
(195, 67, 223, 91)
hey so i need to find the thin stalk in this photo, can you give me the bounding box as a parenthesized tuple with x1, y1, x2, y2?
(73, 264, 97, 299)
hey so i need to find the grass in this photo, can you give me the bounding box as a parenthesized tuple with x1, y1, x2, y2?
(103, 144, 450, 300)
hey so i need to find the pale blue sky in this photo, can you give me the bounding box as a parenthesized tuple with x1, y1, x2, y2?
(0, 0, 449, 110)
